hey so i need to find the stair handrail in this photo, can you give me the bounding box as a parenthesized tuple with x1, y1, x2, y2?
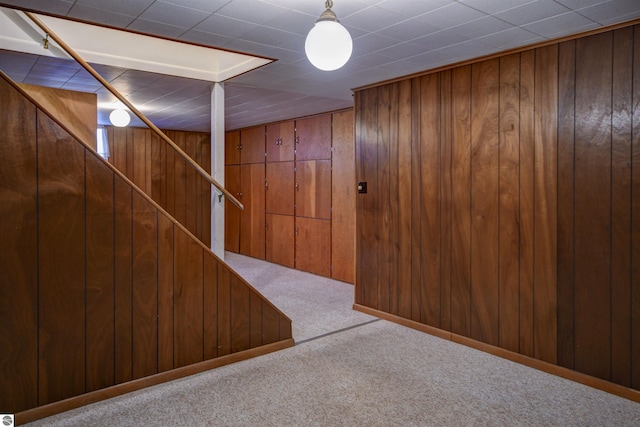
(23, 11, 244, 211)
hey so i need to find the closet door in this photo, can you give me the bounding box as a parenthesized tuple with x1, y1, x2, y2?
(266, 121, 294, 162)
(296, 159, 331, 220)
(295, 115, 331, 161)
(266, 161, 294, 216)
(295, 217, 331, 277)
(266, 214, 294, 268)
(224, 165, 241, 253)
(240, 126, 265, 164)
(225, 130, 241, 165)
(239, 163, 265, 259)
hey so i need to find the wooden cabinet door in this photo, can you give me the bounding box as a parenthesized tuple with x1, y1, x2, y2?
(224, 165, 241, 253)
(296, 159, 331, 219)
(296, 217, 331, 277)
(266, 161, 294, 216)
(295, 114, 331, 161)
(239, 163, 265, 259)
(240, 126, 265, 164)
(266, 121, 294, 162)
(225, 130, 241, 165)
(266, 214, 294, 268)
(331, 110, 355, 283)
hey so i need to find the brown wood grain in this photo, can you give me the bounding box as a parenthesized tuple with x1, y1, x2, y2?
(225, 130, 241, 165)
(296, 217, 331, 277)
(439, 71, 453, 331)
(132, 127, 147, 191)
(519, 50, 535, 357)
(419, 73, 441, 328)
(450, 66, 472, 337)
(184, 133, 198, 237)
(470, 59, 500, 346)
(217, 265, 232, 356)
(230, 275, 251, 353)
(224, 165, 241, 252)
(240, 126, 266, 164)
(377, 85, 391, 313)
(295, 114, 332, 160)
(262, 302, 281, 345)
(85, 154, 116, 392)
(174, 228, 204, 367)
(410, 77, 422, 322)
(266, 161, 294, 215)
(266, 214, 295, 268)
(203, 256, 218, 360)
(173, 131, 187, 226)
(266, 121, 295, 162)
(37, 111, 86, 405)
(132, 192, 158, 379)
(250, 291, 263, 347)
(557, 40, 576, 370)
(632, 23, 640, 391)
(240, 163, 265, 259)
(296, 159, 332, 220)
(331, 109, 355, 284)
(574, 34, 611, 378)
(387, 85, 400, 313)
(157, 213, 174, 372)
(0, 77, 38, 412)
(498, 53, 521, 352)
(611, 27, 633, 387)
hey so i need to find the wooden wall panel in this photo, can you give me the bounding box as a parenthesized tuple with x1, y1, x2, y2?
(295, 114, 331, 160)
(231, 275, 251, 353)
(85, 154, 115, 392)
(157, 213, 174, 372)
(0, 81, 38, 413)
(266, 161, 294, 215)
(37, 112, 86, 405)
(240, 163, 265, 259)
(217, 265, 232, 357)
(296, 159, 331, 220)
(331, 109, 355, 284)
(354, 22, 640, 392)
(203, 257, 218, 360)
(266, 214, 294, 268)
(574, 33, 611, 379)
(225, 130, 241, 165)
(296, 217, 331, 277)
(225, 165, 241, 252)
(240, 126, 266, 164)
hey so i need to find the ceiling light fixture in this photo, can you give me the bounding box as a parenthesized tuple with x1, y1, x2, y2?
(305, 0, 352, 71)
(109, 108, 130, 127)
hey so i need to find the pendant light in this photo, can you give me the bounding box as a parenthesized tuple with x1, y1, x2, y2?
(109, 108, 130, 127)
(305, 0, 352, 71)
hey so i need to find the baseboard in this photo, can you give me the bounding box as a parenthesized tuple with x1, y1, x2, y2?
(16, 339, 295, 425)
(353, 304, 640, 404)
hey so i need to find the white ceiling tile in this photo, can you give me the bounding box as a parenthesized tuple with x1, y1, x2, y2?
(68, 4, 136, 27)
(575, 0, 640, 24)
(495, 0, 571, 26)
(376, 16, 441, 41)
(0, 0, 74, 15)
(554, 0, 609, 8)
(217, 0, 288, 24)
(376, 0, 455, 17)
(263, 9, 316, 36)
(457, 0, 536, 15)
(453, 16, 513, 39)
(522, 12, 599, 38)
(162, 0, 229, 13)
(351, 32, 404, 57)
(179, 29, 235, 48)
(340, 6, 407, 33)
(418, 2, 488, 29)
(74, 0, 155, 17)
(194, 14, 258, 38)
(240, 25, 301, 48)
(139, 1, 210, 28)
(476, 27, 543, 49)
(127, 18, 188, 38)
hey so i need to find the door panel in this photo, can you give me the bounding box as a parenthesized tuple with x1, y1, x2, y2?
(240, 126, 265, 164)
(266, 161, 294, 215)
(266, 121, 294, 162)
(239, 163, 265, 259)
(296, 159, 331, 219)
(296, 217, 331, 277)
(225, 165, 241, 253)
(295, 115, 331, 160)
(266, 214, 294, 268)
(225, 130, 240, 165)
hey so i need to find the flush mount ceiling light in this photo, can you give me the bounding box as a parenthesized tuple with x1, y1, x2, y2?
(109, 108, 130, 127)
(305, 0, 352, 71)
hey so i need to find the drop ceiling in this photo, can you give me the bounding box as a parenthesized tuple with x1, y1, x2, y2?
(0, 0, 639, 132)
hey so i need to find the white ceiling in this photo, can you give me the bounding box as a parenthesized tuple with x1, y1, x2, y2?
(0, 0, 639, 131)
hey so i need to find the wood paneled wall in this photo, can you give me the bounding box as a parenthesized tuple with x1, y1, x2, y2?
(0, 74, 292, 416)
(354, 25, 640, 391)
(107, 126, 212, 246)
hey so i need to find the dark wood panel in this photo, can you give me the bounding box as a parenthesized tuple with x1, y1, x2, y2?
(114, 176, 133, 384)
(611, 27, 633, 387)
(377, 85, 391, 313)
(225, 130, 241, 165)
(240, 163, 265, 259)
(388, 85, 400, 313)
(250, 291, 263, 347)
(450, 66, 472, 337)
(230, 275, 251, 353)
(173, 131, 187, 226)
(295, 114, 332, 160)
(557, 40, 576, 370)
(498, 53, 520, 352)
(203, 255, 218, 360)
(574, 34, 611, 378)
(296, 159, 332, 219)
(470, 59, 500, 346)
(266, 121, 295, 162)
(519, 50, 535, 357)
(198, 133, 211, 247)
(331, 109, 355, 284)
(37, 111, 86, 405)
(225, 165, 241, 252)
(240, 126, 266, 164)
(0, 77, 38, 412)
(262, 302, 281, 345)
(397, 80, 413, 319)
(419, 73, 441, 327)
(184, 133, 198, 238)
(157, 213, 174, 372)
(410, 77, 422, 322)
(132, 192, 158, 379)
(632, 23, 640, 391)
(217, 264, 232, 357)
(439, 71, 452, 331)
(132, 127, 147, 191)
(174, 228, 204, 367)
(296, 217, 331, 277)
(266, 214, 295, 268)
(85, 154, 115, 392)
(266, 161, 294, 215)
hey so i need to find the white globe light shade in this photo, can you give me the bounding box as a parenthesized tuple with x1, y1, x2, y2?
(109, 109, 130, 127)
(305, 20, 352, 71)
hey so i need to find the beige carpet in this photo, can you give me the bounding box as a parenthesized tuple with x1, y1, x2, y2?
(25, 253, 640, 426)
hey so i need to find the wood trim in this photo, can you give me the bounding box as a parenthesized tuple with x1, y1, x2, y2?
(353, 304, 640, 404)
(353, 18, 640, 93)
(15, 339, 294, 425)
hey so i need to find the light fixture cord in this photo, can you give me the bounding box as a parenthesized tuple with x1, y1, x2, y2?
(325, 0, 333, 10)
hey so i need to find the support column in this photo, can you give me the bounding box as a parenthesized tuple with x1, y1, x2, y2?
(211, 82, 225, 258)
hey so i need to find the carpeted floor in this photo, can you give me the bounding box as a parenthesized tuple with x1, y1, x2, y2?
(25, 253, 640, 426)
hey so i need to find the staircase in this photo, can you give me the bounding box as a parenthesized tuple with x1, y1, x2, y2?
(0, 72, 293, 424)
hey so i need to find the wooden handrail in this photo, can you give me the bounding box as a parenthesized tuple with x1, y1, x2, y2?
(23, 11, 244, 210)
